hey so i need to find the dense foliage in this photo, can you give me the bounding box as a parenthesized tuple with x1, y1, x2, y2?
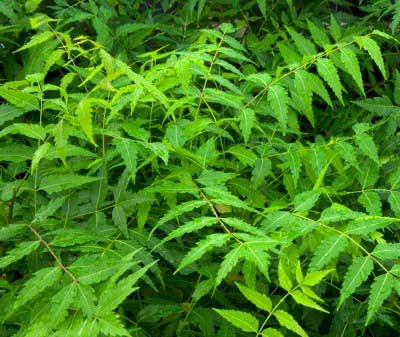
(1, 1, 400, 336)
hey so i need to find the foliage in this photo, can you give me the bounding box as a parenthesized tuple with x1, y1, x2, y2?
(0, 1, 400, 336)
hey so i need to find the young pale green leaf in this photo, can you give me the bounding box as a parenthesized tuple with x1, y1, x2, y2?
(366, 273, 395, 325)
(213, 309, 259, 333)
(294, 190, 321, 212)
(0, 224, 27, 241)
(175, 234, 231, 274)
(346, 216, 395, 235)
(316, 58, 344, 104)
(39, 174, 100, 193)
(215, 246, 245, 287)
(76, 100, 96, 145)
(339, 256, 374, 306)
(278, 259, 293, 291)
(358, 191, 382, 216)
(0, 123, 46, 140)
(0, 241, 40, 268)
(16, 30, 54, 51)
(290, 290, 329, 313)
(273, 310, 308, 337)
(355, 133, 380, 165)
(286, 27, 317, 56)
(388, 191, 400, 217)
(14, 267, 62, 308)
(359, 36, 386, 79)
(372, 243, 400, 260)
(302, 269, 334, 286)
(236, 282, 272, 312)
(262, 328, 284, 337)
(238, 108, 255, 144)
(309, 234, 348, 272)
(267, 84, 288, 133)
(340, 47, 365, 96)
(25, 0, 43, 13)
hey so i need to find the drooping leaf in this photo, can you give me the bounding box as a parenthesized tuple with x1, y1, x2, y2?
(340, 47, 365, 96)
(307, 20, 330, 47)
(214, 309, 259, 333)
(316, 58, 344, 104)
(366, 273, 395, 325)
(339, 256, 374, 306)
(238, 108, 255, 144)
(267, 84, 289, 133)
(358, 36, 387, 79)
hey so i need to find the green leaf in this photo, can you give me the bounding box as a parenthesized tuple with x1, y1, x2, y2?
(355, 133, 380, 165)
(25, 0, 43, 13)
(251, 157, 272, 187)
(358, 191, 382, 216)
(388, 191, 400, 217)
(294, 70, 314, 126)
(256, 0, 266, 17)
(340, 47, 365, 96)
(203, 186, 254, 211)
(339, 256, 374, 306)
(294, 190, 320, 212)
(76, 100, 96, 145)
(0, 143, 33, 163)
(112, 206, 128, 238)
(366, 273, 395, 325)
(49, 283, 77, 327)
(372, 243, 400, 260)
(309, 234, 348, 272)
(115, 138, 138, 181)
(0, 104, 26, 126)
(316, 58, 344, 104)
(0, 224, 27, 241)
(329, 14, 342, 41)
(346, 216, 395, 235)
(238, 108, 255, 144)
(175, 234, 231, 273)
(0, 241, 40, 268)
(203, 88, 243, 110)
(267, 85, 289, 133)
(290, 290, 329, 313)
(320, 203, 364, 223)
(273, 310, 308, 337)
(307, 72, 333, 108)
(286, 27, 317, 56)
(33, 195, 68, 224)
(16, 30, 54, 52)
(39, 174, 100, 193)
(98, 313, 130, 336)
(31, 142, 51, 172)
(0, 123, 46, 140)
(215, 246, 245, 287)
(262, 328, 284, 337)
(278, 259, 293, 291)
(302, 269, 334, 286)
(196, 169, 236, 187)
(228, 145, 257, 166)
(307, 20, 330, 47)
(359, 36, 387, 79)
(213, 309, 259, 333)
(166, 123, 187, 147)
(353, 96, 399, 116)
(77, 284, 97, 317)
(14, 267, 62, 308)
(236, 282, 272, 312)
(152, 200, 207, 235)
